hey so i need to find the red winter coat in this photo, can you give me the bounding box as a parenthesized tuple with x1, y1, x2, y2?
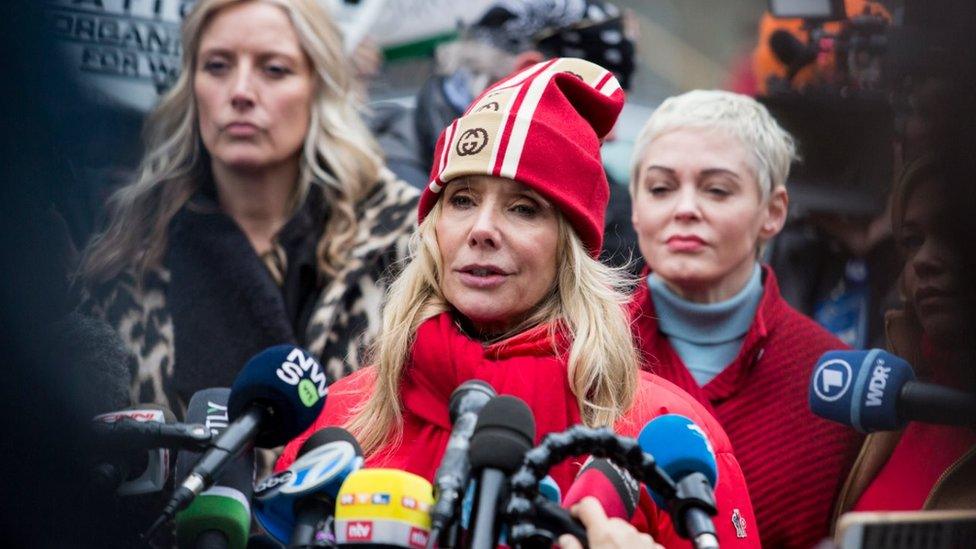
(278, 312, 760, 548)
(630, 266, 863, 548)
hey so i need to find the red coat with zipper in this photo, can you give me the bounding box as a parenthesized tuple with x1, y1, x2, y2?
(278, 312, 761, 547)
(630, 266, 864, 548)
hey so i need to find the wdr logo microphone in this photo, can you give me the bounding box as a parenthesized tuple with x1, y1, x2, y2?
(809, 349, 916, 432)
(812, 358, 853, 402)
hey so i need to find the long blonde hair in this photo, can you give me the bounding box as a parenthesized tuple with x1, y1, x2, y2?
(80, 0, 382, 285)
(346, 199, 639, 455)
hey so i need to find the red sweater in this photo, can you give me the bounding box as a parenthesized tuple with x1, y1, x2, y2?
(279, 312, 761, 548)
(630, 266, 864, 549)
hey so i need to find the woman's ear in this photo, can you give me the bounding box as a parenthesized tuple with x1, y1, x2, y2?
(759, 186, 788, 241)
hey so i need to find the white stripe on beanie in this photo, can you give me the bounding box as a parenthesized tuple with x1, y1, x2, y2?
(499, 62, 563, 179)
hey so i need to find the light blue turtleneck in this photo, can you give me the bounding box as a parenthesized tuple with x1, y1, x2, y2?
(647, 264, 763, 386)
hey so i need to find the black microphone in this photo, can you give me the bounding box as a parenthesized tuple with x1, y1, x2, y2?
(467, 395, 536, 549)
(90, 405, 175, 496)
(428, 379, 496, 548)
(91, 417, 212, 452)
(287, 428, 364, 548)
(148, 345, 329, 539)
(809, 349, 976, 432)
(175, 388, 254, 549)
(769, 29, 817, 78)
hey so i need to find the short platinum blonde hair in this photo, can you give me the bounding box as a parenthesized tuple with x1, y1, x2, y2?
(629, 90, 797, 201)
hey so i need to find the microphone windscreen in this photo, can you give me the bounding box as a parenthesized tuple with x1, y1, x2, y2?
(769, 29, 805, 66)
(228, 345, 328, 447)
(176, 388, 252, 549)
(334, 468, 434, 547)
(468, 395, 536, 473)
(637, 414, 718, 507)
(809, 349, 916, 432)
(298, 426, 363, 458)
(563, 458, 639, 520)
(448, 379, 496, 421)
(52, 312, 133, 416)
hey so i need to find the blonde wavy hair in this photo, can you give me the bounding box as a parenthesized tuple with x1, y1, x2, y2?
(80, 0, 382, 284)
(346, 194, 639, 455)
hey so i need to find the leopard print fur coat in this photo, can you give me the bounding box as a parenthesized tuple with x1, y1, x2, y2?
(81, 171, 419, 417)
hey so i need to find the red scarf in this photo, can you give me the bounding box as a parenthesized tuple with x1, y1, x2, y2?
(379, 312, 585, 488)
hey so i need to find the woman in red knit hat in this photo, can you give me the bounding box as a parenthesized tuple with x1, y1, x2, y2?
(628, 90, 864, 548)
(278, 59, 759, 547)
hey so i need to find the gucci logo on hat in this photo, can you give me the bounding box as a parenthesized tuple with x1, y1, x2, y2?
(456, 128, 489, 156)
(476, 101, 500, 112)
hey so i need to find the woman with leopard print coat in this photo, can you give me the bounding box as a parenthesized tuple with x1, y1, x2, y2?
(78, 0, 418, 416)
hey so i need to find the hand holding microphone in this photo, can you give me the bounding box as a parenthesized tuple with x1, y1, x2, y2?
(507, 415, 720, 549)
(558, 497, 663, 549)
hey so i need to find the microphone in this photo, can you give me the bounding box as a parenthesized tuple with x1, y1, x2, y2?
(174, 388, 254, 549)
(467, 395, 536, 549)
(428, 379, 496, 547)
(562, 457, 640, 522)
(254, 427, 364, 547)
(523, 473, 589, 549)
(504, 425, 679, 547)
(90, 405, 174, 496)
(769, 29, 817, 78)
(809, 349, 976, 432)
(91, 416, 212, 452)
(638, 414, 719, 549)
(49, 313, 133, 418)
(539, 475, 562, 504)
(334, 468, 435, 547)
(149, 345, 329, 538)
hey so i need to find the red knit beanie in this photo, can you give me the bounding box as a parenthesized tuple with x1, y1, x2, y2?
(418, 57, 625, 257)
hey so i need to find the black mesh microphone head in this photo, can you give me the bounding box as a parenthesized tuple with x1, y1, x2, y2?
(769, 29, 816, 67)
(448, 379, 497, 423)
(468, 395, 536, 473)
(297, 426, 363, 458)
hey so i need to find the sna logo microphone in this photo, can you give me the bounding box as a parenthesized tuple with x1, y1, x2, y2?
(275, 347, 328, 407)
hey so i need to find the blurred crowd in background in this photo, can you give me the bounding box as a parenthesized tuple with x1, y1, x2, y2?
(1, 0, 974, 547)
